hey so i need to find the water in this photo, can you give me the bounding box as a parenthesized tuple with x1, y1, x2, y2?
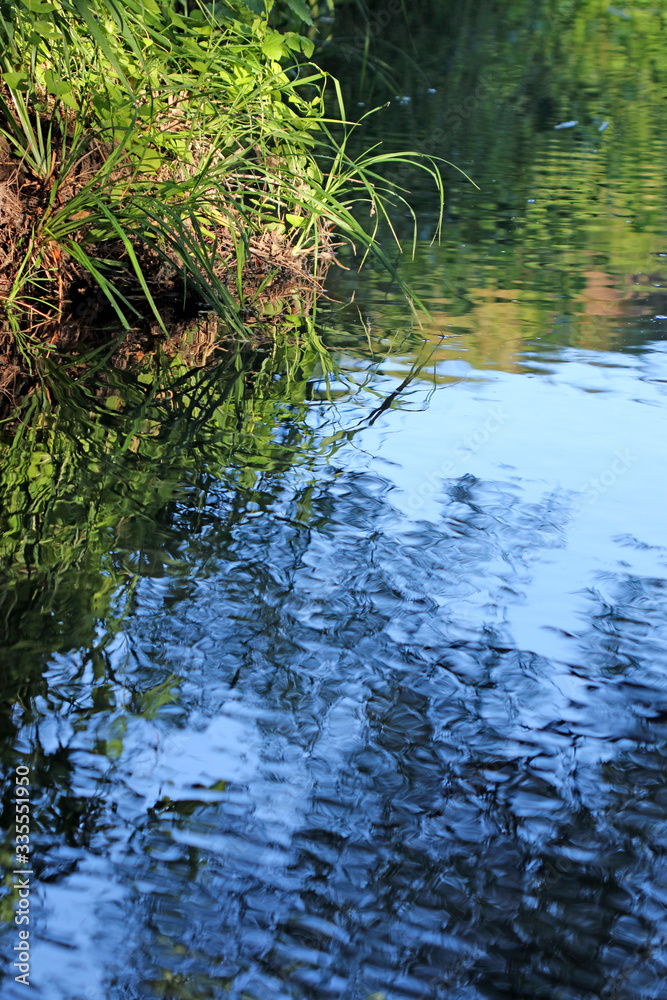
(2, 3, 667, 998)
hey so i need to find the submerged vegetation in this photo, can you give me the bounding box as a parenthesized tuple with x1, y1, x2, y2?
(0, 0, 444, 410)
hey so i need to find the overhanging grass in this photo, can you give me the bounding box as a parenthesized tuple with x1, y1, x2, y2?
(0, 0, 450, 406)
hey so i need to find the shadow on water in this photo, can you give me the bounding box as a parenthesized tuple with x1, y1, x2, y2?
(2, 1, 667, 999)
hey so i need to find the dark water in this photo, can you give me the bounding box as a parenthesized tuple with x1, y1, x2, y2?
(2, 3, 667, 998)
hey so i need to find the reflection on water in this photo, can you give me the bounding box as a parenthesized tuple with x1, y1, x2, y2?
(326, 0, 667, 376)
(2, 3, 667, 999)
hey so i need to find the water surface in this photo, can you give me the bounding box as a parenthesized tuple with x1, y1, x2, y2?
(2, 3, 667, 998)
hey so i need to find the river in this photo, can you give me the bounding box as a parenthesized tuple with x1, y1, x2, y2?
(1, 2, 667, 998)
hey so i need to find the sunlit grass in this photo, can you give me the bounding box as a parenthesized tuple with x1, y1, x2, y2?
(0, 0, 446, 353)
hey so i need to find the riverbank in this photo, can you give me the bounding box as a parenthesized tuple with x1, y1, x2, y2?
(0, 0, 439, 411)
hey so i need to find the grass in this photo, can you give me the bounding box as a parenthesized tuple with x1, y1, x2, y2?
(0, 0, 448, 408)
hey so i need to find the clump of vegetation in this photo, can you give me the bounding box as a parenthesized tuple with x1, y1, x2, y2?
(0, 0, 443, 407)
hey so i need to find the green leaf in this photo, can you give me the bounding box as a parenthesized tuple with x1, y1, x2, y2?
(284, 31, 304, 51)
(2, 71, 28, 89)
(43, 70, 76, 107)
(283, 0, 313, 25)
(261, 29, 287, 62)
(30, 18, 57, 37)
